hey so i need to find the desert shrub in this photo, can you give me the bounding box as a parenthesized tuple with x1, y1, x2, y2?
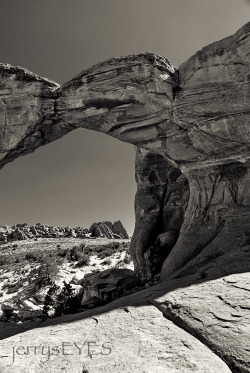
(123, 252, 132, 264)
(34, 254, 60, 290)
(0, 255, 11, 266)
(67, 245, 85, 261)
(101, 259, 112, 266)
(98, 248, 113, 259)
(43, 281, 79, 317)
(25, 251, 41, 262)
(57, 248, 67, 258)
(75, 254, 91, 267)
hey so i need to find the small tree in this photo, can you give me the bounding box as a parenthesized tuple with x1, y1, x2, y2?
(35, 254, 60, 290)
(43, 281, 79, 317)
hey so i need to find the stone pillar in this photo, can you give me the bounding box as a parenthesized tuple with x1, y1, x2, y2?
(161, 161, 250, 280)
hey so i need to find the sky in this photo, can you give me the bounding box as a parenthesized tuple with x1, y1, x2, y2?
(0, 0, 249, 235)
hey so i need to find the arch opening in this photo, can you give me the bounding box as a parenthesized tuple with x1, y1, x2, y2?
(0, 129, 136, 239)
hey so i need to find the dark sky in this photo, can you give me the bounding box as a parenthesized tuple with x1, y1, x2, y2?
(0, 0, 249, 235)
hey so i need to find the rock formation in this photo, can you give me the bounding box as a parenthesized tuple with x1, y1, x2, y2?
(89, 220, 129, 239)
(0, 223, 89, 242)
(0, 23, 250, 373)
(0, 221, 128, 243)
(78, 268, 138, 306)
(0, 22, 249, 282)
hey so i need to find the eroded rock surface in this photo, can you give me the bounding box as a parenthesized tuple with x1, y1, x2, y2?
(0, 23, 249, 282)
(0, 221, 129, 243)
(89, 220, 129, 239)
(0, 275, 233, 373)
(0, 23, 250, 372)
(131, 147, 189, 279)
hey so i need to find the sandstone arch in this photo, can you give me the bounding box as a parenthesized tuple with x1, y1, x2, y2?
(0, 22, 249, 281)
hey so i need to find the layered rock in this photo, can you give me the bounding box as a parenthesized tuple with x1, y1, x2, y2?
(78, 268, 138, 306)
(0, 223, 89, 242)
(0, 221, 129, 243)
(0, 54, 178, 169)
(130, 147, 189, 279)
(0, 22, 249, 282)
(0, 64, 59, 168)
(89, 221, 129, 239)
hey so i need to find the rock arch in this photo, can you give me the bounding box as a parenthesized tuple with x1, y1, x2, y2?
(0, 22, 249, 281)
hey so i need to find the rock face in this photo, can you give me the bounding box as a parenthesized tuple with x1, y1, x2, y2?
(131, 147, 189, 278)
(78, 268, 138, 306)
(0, 22, 249, 282)
(89, 221, 129, 239)
(0, 64, 59, 168)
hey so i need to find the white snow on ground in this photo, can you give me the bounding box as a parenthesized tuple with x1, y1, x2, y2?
(0, 238, 133, 321)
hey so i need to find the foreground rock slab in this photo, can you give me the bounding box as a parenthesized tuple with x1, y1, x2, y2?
(1, 244, 249, 372)
(0, 301, 231, 373)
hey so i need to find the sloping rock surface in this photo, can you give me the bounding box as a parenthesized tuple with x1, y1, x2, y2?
(1, 233, 250, 372)
(1, 261, 248, 372)
(0, 279, 233, 372)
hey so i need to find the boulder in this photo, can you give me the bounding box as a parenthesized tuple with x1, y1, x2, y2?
(79, 268, 138, 303)
(112, 220, 129, 239)
(89, 222, 114, 238)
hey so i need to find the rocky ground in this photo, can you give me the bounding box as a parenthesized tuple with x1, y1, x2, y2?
(0, 236, 133, 326)
(1, 245, 250, 372)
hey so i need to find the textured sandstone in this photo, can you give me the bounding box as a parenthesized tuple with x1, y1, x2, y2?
(0, 24, 250, 279)
(152, 246, 250, 373)
(1, 231, 250, 371)
(130, 147, 189, 278)
(0, 25, 250, 372)
(0, 23, 249, 282)
(0, 64, 59, 167)
(79, 268, 137, 305)
(89, 220, 129, 239)
(2, 251, 248, 371)
(0, 274, 233, 373)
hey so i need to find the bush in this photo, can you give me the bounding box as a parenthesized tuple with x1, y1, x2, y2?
(34, 254, 60, 290)
(67, 246, 84, 261)
(101, 259, 112, 266)
(0, 255, 11, 266)
(123, 253, 132, 264)
(98, 248, 113, 259)
(57, 248, 67, 258)
(43, 281, 79, 317)
(76, 254, 91, 267)
(25, 251, 41, 262)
